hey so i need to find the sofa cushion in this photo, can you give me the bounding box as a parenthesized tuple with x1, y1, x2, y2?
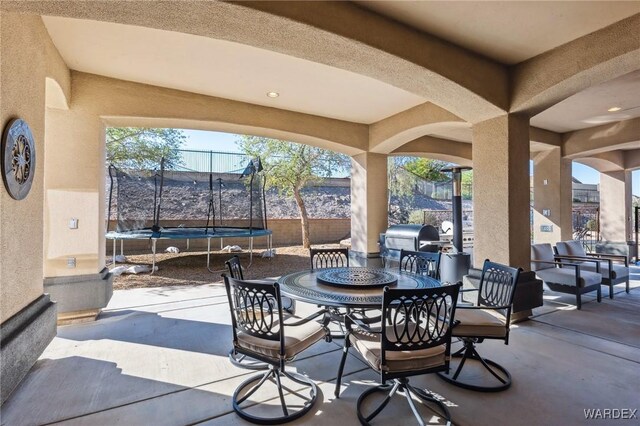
(535, 267, 601, 288)
(531, 244, 555, 271)
(555, 240, 587, 257)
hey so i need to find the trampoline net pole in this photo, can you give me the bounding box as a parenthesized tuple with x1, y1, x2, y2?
(107, 165, 116, 233)
(152, 158, 165, 233)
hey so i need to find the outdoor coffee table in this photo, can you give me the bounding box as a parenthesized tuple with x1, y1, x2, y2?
(278, 267, 440, 309)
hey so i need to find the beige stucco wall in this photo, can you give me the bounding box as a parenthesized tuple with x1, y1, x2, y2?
(0, 13, 67, 322)
(472, 114, 531, 270)
(351, 153, 388, 255)
(532, 148, 573, 244)
(43, 108, 104, 277)
(599, 170, 633, 242)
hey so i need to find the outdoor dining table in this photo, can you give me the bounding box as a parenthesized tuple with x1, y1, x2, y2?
(278, 266, 441, 309)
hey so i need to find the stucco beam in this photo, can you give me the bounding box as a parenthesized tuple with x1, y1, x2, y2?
(623, 149, 640, 171)
(391, 136, 472, 167)
(42, 19, 70, 109)
(238, 1, 508, 122)
(512, 14, 640, 116)
(73, 72, 368, 156)
(563, 117, 640, 158)
(530, 126, 561, 147)
(1, 0, 508, 123)
(369, 103, 465, 153)
(574, 151, 626, 173)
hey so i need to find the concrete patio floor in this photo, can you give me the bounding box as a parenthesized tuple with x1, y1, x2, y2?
(3, 268, 639, 426)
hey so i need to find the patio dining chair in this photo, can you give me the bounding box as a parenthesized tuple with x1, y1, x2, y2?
(399, 249, 441, 279)
(223, 275, 330, 424)
(309, 247, 349, 269)
(309, 247, 352, 338)
(437, 260, 520, 392)
(334, 284, 460, 426)
(225, 255, 296, 370)
(554, 240, 629, 298)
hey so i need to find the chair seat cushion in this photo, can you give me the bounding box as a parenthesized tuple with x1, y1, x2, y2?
(349, 326, 446, 373)
(575, 262, 628, 280)
(535, 267, 601, 287)
(237, 320, 325, 360)
(452, 308, 507, 338)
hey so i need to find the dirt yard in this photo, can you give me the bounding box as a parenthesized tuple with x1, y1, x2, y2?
(110, 244, 342, 290)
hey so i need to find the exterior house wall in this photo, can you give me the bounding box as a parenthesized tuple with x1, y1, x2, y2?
(1, 13, 49, 321)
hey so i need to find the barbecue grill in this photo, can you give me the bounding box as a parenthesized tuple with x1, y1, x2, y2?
(379, 224, 445, 265)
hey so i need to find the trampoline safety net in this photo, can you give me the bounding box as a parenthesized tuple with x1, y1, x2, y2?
(107, 158, 267, 234)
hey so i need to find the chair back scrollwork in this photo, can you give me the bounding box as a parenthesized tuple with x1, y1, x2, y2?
(224, 275, 283, 343)
(310, 248, 349, 270)
(381, 284, 460, 360)
(399, 249, 441, 279)
(478, 260, 520, 309)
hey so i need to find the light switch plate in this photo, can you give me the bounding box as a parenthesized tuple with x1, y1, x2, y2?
(68, 218, 79, 229)
(543, 209, 551, 217)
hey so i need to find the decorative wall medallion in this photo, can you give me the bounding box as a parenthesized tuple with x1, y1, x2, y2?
(2, 118, 36, 200)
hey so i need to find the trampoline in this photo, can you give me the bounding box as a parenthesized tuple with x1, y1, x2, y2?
(106, 227, 272, 273)
(106, 157, 272, 273)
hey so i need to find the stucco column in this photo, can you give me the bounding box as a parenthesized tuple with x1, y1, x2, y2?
(350, 152, 388, 256)
(532, 148, 573, 244)
(43, 106, 112, 321)
(599, 170, 632, 243)
(472, 114, 530, 269)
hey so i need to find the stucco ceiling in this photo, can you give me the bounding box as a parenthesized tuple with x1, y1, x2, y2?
(356, 1, 640, 65)
(42, 16, 425, 125)
(532, 70, 640, 133)
(42, 6, 639, 145)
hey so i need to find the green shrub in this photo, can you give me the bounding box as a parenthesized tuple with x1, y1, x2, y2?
(408, 210, 425, 224)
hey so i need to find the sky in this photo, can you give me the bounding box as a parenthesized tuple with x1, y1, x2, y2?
(182, 129, 640, 196)
(567, 163, 639, 197)
(181, 129, 241, 152)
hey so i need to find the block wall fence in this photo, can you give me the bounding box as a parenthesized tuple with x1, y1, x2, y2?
(106, 218, 351, 254)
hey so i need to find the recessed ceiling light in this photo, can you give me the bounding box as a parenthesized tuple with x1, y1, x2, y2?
(266, 92, 279, 98)
(607, 107, 622, 112)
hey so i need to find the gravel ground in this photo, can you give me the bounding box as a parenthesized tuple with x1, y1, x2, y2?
(110, 244, 342, 290)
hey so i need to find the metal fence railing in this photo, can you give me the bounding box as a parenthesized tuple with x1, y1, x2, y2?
(175, 150, 251, 174)
(572, 189, 600, 204)
(572, 207, 599, 252)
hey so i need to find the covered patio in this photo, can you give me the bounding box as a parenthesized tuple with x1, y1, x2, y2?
(1, 2, 639, 424)
(3, 270, 639, 425)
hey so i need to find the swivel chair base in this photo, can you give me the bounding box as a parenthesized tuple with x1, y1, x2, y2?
(233, 366, 318, 424)
(357, 378, 452, 426)
(437, 340, 512, 392)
